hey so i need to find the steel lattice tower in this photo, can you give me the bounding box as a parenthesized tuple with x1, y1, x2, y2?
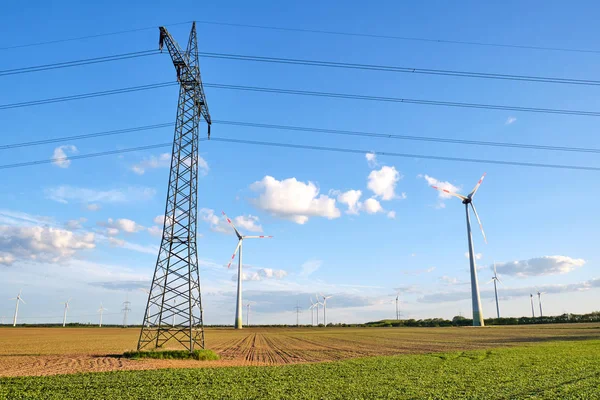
(138, 22, 211, 352)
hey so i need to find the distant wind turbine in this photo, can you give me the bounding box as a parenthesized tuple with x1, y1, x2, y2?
(309, 298, 316, 326)
(10, 290, 25, 327)
(246, 303, 252, 326)
(97, 303, 107, 327)
(223, 211, 273, 329)
(320, 293, 333, 326)
(395, 292, 400, 320)
(487, 262, 502, 318)
(431, 173, 488, 327)
(536, 288, 545, 317)
(530, 293, 536, 318)
(61, 298, 72, 327)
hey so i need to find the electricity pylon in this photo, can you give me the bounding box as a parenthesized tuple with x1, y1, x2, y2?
(138, 22, 211, 352)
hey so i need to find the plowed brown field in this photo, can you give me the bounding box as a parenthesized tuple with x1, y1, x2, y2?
(1, 324, 598, 377)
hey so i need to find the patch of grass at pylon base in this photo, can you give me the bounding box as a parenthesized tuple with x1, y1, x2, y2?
(123, 349, 219, 361)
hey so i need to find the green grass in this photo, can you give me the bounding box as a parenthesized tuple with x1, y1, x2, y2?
(2, 340, 600, 399)
(122, 349, 219, 361)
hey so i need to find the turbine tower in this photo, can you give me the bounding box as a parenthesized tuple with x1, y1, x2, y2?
(395, 292, 400, 320)
(537, 289, 544, 317)
(223, 211, 272, 329)
(10, 290, 25, 327)
(530, 293, 536, 318)
(61, 299, 72, 327)
(320, 294, 333, 326)
(431, 173, 487, 326)
(487, 262, 502, 318)
(138, 21, 211, 352)
(246, 303, 251, 326)
(309, 298, 316, 326)
(97, 303, 107, 327)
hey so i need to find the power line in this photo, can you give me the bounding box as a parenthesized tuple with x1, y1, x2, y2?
(4, 19, 599, 55)
(0, 50, 159, 77)
(0, 21, 191, 51)
(0, 136, 598, 172)
(2, 120, 599, 155)
(198, 52, 600, 87)
(8, 49, 600, 88)
(4, 80, 600, 118)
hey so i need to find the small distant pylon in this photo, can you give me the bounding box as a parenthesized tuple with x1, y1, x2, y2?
(122, 299, 131, 327)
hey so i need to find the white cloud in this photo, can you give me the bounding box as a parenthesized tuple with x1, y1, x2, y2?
(386, 211, 396, 219)
(46, 186, 155, 204)
(131, 153, 170, 175)
(336, 190, 362, 215)
(86, 204, 101, 212)
(505, 116, 517, 125)
(233, 215, 263, 233)
(147, 226, 162, 237)
(197, 156, 209, 176)
(108, 237, 125, 247)
(495, 256, 585, 277)
(365, 152, 377, 168)
(402, 267, 436, 275)
(465, 252, 483, 260)
(52, 145, 78, 168)
(367, 166, 401, 201)
(105, 228, 119, 236)
(421, 174, 460, 200)
(65, 218, 86, 230)
(0, 226, 95, 265)
(250, 176, 340, 224)
(98, 218, 145, 234)
(234, 268, 288, 282)
(153, 215, 165, 225)
(199, 208, 231, 234)
(300, 260, 322, 277)
(362, 198, 383, 214)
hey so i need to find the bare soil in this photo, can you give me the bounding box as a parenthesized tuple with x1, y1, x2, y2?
(1, 324, 598, 377)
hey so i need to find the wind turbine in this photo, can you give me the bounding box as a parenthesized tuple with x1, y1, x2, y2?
(320, 293, 333, 326)
(487, 262, 502, 318)
(395, 292, 400, 320)
(97, 303, 107, 327)
(61, 299, 72, 327)
(536, 288, 545, 317)
(222, 211, 273, 329)
(309, 298, 316, 326)
(246, 303, 252, 326)
(10, 290, 25, 327)
(530, 293, 536, 318)
(431, 173, 487, 327)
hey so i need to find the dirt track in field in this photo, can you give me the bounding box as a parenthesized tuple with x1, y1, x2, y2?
(1, 324, 599, 377)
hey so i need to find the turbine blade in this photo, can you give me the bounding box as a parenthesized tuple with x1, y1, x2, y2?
(493, 262, 497, 276)
(486, 279, 494, 284)
(226, 241, 242, 269)
(468, 173, 487, 198)
(431, 186, 467, 201)
(20, 298, 26, 304)
(470, 202, 487, 244)
(243, 235, 273, 239)
(222, 211, 242, 238)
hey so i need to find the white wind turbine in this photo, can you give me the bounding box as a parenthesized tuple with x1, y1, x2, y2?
(536, 288, 545, 317)
(61, 298, 72, 327)
(10, 290, 25, 327)
(431, 173, 487, 327)
(530, 293, 536, 318)
(309, 298, 316, 326)
(395, 292, 400, 320)
(222, 211, 273, 329)
(320, 293, 333, 326)
(487, 262, 502, 318)
(97, 303, 107, 327)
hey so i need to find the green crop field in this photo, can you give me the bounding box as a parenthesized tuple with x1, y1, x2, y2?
(1, 339, 599, 399)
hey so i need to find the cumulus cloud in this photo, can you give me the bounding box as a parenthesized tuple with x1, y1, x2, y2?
(505, 116, 517, 125)
(362, 198, 383, 214)
(495, 256, 585, 277)
(98, 218, 145, 234)
(234, 215, 263, 233)
(131, 153, 171, 175)
(465, 252, 483, 260)
(365, 152, 378, 168)
(153, 215, 165, 225)
(108, 237, 125, 247)
(368, 166, 402, 201)
(199, 208, 232, 234)
(336, 190, 362, 215)
(64, 218, 86, 230)
(147, 226, 162, 237)
(250, 176, 340, 224)
(386, 211, 396, 219)
(46, 186, 155, 204)
(0, 226, 95, 265)
(300, 260, 322, 277)
(52, 145, 78, 168)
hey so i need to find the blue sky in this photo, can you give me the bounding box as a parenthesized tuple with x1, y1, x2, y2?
(0, 1, 599, 326)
